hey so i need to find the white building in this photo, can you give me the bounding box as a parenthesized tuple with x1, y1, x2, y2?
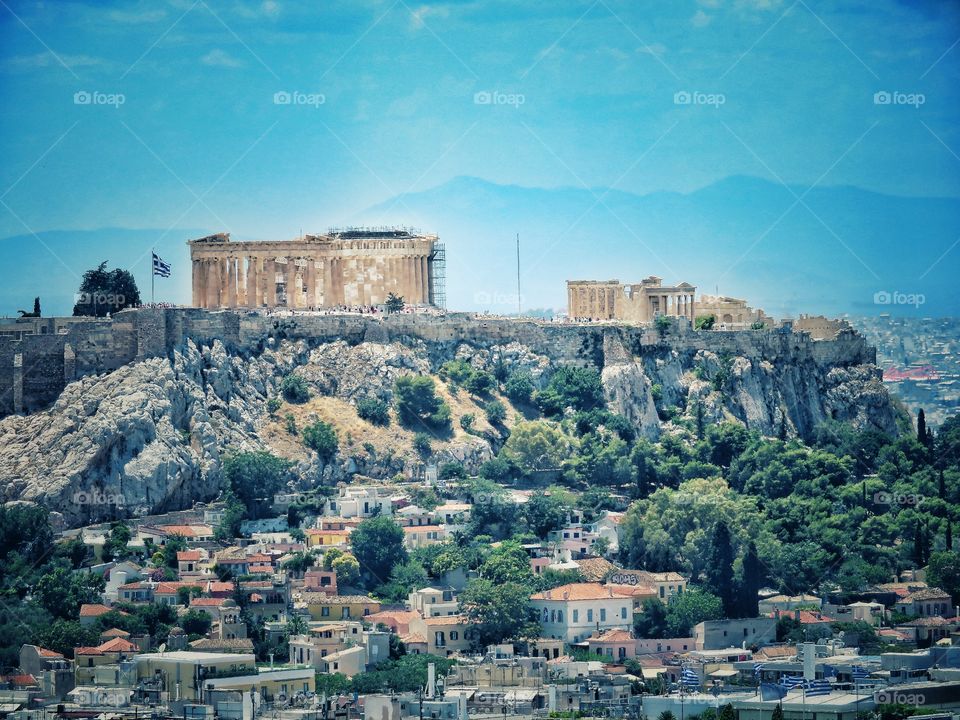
(530, 583, 632, 643)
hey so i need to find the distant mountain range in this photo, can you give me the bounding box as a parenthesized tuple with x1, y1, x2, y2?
(3, 176, 958, 317)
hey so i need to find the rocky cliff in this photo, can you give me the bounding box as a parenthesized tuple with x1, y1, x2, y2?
(0, 315, 899, 527)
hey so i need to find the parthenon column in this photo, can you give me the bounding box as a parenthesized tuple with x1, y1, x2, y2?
(420, 255, 429, 304)
(192, 260, 201, 307)
(204, 258, 217, 308)
(284, 258, 297, 308)
(226, 258, 237, 307)
(322, 257, 333, 307)
(264, 258, 276, 306)
(246, 256, 258, 307)
(305, 258, 316, 309)
(413, 256, 422, 304)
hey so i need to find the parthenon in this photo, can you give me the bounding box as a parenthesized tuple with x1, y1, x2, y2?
(567, 277, 697, 323)
(188, 228, 443, 309)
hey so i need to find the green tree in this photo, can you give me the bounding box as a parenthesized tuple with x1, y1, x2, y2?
(350, 517, 409, 587)
(34, 567, 104, 620)
(484, 399, 507, 424)
(499, 420, 571, 471)
(73, 261, 140, 316)
(665, 588, 723, 636)
(705, 521, 736, 617)
(357, 397, 390, 425)
(413, 432, 432, 456)
(303, 419, 338, 461)
(634, 598, 668, 638)
(222, 451, 292, 518)
(385, 293, 405, 313)
(523, 491, 568, 538)
(459, 578, 540, 647)
(927, 551, 960, 603)
(736, 540, 764, 618)
(181, 609, 212, 636)
(281, 374, 310, 403)
(536, 366, 605, 416)
(332, 554, 362, 587)
(504, 371, 535, 404)
(394, 375, 451, 430)
(695, 314, 716, 331)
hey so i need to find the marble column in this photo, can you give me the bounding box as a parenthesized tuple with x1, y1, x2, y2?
(246, 257, 257, 307)
(413, 256, 422, 304)
(191, 260, 200, 307)
(420, 255, 430, 305)
(226, 259, 237, 308)
(322, 257, 333, 307)
(285, 258, 298, 308)
(305, 258, 316, 309)
(264, 259, 276, 306)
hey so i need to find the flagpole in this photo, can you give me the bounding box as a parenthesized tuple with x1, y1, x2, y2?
(151, 248, 155, 305)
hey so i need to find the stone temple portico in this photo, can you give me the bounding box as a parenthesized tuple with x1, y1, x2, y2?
(567, 277, 696, 324)
(188, 228, 442, 309)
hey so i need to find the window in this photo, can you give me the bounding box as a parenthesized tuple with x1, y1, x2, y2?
(342, 608, 351, 618)
(321, 607, 330, 617)
(573, 610, 579, 622)
(587, 609, 593, 622)
(620, 607, 627, 619)
(450, 631, 458, 640)
(600, 609, 606, 622)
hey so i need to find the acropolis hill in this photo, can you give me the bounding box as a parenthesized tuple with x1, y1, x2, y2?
(0, 307, 897, 525)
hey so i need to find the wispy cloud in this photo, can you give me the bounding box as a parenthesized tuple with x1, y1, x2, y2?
(1, 53, 107, 73)
(199, 48, 244, 68)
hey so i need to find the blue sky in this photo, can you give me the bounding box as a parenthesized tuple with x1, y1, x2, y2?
(0, 0, 958, 313)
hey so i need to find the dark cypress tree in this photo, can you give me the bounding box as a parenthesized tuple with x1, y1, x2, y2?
(706, 520, 736, 617)
(947, 518, 953, 552)
(913, 521, 924, 566)
(918, 409, 927, 445)
(737, 540, 764, 618)
(939, 469, 946, 501)
(32, 297, 40, 317)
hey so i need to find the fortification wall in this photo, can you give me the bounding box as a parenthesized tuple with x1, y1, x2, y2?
(0, 309, 877, 418)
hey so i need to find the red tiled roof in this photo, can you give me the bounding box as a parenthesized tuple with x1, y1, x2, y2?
(79, 603, 114, 617)
(97, 638, 138, 652)
(531, 582, 632, 601)
(177, 550, 202, 561)
(36, 648, 64, 658)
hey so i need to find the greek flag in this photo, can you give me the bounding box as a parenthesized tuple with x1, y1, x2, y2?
(822, 665, 838, 680)
(779, 675, 804, 690)
(804, 680, 831, 697)
(753, 662, 765, 676)
(153, 252, 172, 278)
(681, 667, 700, 687)
(850, 666, 870, 680)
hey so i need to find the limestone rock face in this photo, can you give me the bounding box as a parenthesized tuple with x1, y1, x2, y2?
(0, 328, 899, 527)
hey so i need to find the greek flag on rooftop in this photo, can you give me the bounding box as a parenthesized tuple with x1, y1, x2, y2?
(753, 662, 764, 676)
(779, 675, 804, 689)
(803, 680, 832, 697)
(153, 252, 171, 277)
(681, 667, 700, 687)
(851, 666, 870, 680)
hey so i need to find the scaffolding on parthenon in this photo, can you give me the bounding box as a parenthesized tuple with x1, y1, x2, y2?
(430, 243, 447, 309)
